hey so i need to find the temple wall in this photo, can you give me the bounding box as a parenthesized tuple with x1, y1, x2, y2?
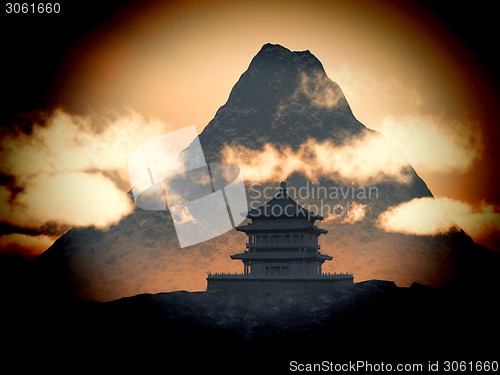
(247, 262, 323, 277)
(206, 277, 354, 293)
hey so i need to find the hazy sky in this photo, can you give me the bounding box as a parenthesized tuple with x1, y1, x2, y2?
(1, 0, 499, 254)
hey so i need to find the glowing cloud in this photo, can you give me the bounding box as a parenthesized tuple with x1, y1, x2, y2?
(0, 109, 171, 230)
(222, 131, 413, 185)
(171, 206, 197, 225)
(0, 109, 171, 188)
(3, 172, 134, 229)
(322, 201, 367, 224)
(377, 197, 500, 237)
(342, 201, 367, 224)
(378, 115, 482, 174)
(295, 71, 344, 108)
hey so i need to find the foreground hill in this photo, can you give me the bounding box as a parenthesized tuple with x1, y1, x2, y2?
(3, 271, 499, 372)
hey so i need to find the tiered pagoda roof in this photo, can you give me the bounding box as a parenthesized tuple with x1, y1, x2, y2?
(230, 251, 332, 261)
(236, 181, 327, 235)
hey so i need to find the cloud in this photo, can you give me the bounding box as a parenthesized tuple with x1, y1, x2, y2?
(0, 109, 171, 188)
(222, 131, 413, 185)
(0, 108, 171, 231)
(322, 201, 367, 224)
(170, 206, 197, 225)
(342, 201, 367, 224)
(0, 233, 56, 258)
(377, 197, 500, 237)
(295, 71, 344, 108)
(378, 115, 482, 174)
(2, 172, 134, 229)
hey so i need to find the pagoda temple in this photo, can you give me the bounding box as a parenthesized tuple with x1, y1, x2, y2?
(207, 181, 353, 292)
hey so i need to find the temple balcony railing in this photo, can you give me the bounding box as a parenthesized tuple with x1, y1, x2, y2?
(246, 241, 318, 249)
(207, 272, 353, 279)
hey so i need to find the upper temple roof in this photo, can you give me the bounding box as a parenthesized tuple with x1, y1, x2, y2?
(244, 181, 324, 222)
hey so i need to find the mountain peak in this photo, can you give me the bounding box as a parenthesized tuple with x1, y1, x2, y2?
(252, 43, 325, 73)
(198, 43, 361, 159)
(258, 43, 309, 56)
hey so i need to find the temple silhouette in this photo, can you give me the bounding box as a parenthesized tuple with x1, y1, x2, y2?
(207, 181, 353, 292)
